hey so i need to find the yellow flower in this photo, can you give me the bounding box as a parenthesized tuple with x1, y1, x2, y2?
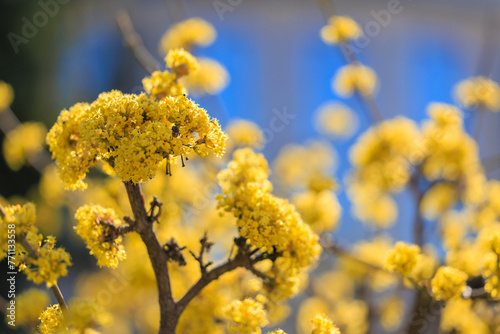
(314, 102, 359, 139)
(16, 288, 50, 326)
(273, 141, 337, 190)
(226, 119, 265, 151)
(224, 298, 268, 334)
(292, 190, 341, 233)
(421, 103, 482, 183)
(143, 71, 186, 100)
(268, 330, 287, 334)
(0, 81, 14, 112)
(46, 102, 93, 189)
(320, 16, 362, 44)
(3, 122, 46, 171)
(47, 90, 226, 187)
(311, 314, 341, 334)
(379, 296, 404, 330)
(431, 266, 467, 301)
(455, 76, 500, 112)
(39, 304, 64, 334)
(476, 223, 500, 255)
(384, 241, 421, 277)
(74, 205, 127, 268)
(159, 17, 216, 52)
(18, 232, 72, 288)
(419, 183, 458, 220)
(180, 57, 229, 96)
(483, 253, 500, 299)
(332, 63, 377, 97)
(165, 48, 199, 77)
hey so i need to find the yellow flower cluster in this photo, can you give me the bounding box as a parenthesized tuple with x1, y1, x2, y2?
(1, 203, 37, 260)
(143, 48, 198, 100)
(180, 58, 230, 96)
(320, 16, 362, 44)
(311, 314, 341, 334)
(483, 253, 500, 298)
(47, 89, 226, 188)
(16, 288, 50, 327)
(273, 141, 337, 190)
(226, 119, 265, 151)
(292, 190, 341, 233)
(159, 17, 216, 53)
(333, 63, 377, 97)
(1, 203, 71, 288)
(224, 298, 269, 334)
(74, 205, 126, 268)
(431, 266, 467, 301)
(0, 80, 14, 112)
(421, 103, 482, 183)
(384, 242, 421, 277)
(217, 148, 321, 299)
(38, 304, 64, 334)
(18, 233, 71, 287)
(440, 299, 490, 333)
(348, 117, 421, 227)
(143, 70, 186, 100)
(350, 117, 421, 192)
(420, 183, 458, 220)
(455, 76, 500, 112)
(39, 299, 112, 334)
(3, 122, 46, 171)
(314, 102, 359, 139)
(166, 48, 200, 77)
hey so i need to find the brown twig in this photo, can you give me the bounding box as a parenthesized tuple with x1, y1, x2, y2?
(320, 236, 388, 273)
(176, 237, 270, 316)
(115, 10, 161, 75)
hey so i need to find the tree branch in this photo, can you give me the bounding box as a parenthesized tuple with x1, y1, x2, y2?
(115, 10, 161, 75)
(176, 237, 268, 316)
(123, 181, 175, 333)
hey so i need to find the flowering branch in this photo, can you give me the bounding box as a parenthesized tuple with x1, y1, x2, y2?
(19, 233, 69, 318)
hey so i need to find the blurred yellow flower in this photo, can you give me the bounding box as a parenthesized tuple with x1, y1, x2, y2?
(384, 241, 421, 277)
(224, 298, 268, 334)
(455, 76, 500, 112)
(226, 119, 264, 150)
(320, 16, 362, 44)
(3, 122, 46, 171)
(159, 17, 216, 53)
(0, 81, 14, 112)
(431, 266, 467, 301)
(180, 58, 230, 96)
(314, 102, 359, 139)
(332, 63, 377, 97)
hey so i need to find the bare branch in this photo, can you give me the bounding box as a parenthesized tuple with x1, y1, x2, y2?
(115, 9, 161, 75)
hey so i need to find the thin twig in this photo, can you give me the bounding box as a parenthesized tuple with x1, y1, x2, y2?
(115, 10, 161, 75)
(20, 234, 69, 317)
(320, 236, 388, 273)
